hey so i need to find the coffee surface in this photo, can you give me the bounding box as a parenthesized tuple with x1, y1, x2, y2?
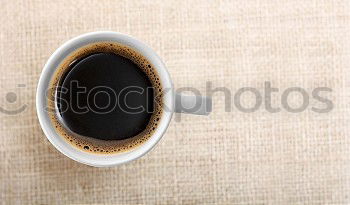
(48, 42, 163, 154)
(57, 52, 154, 140)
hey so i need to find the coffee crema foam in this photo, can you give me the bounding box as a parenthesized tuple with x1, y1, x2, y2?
(47, 42, 163, 154)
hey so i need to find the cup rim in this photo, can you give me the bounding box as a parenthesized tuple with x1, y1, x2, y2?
(36, 31, 174, 167)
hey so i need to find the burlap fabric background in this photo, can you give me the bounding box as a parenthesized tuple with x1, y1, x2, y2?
(1, 0, 349, 204)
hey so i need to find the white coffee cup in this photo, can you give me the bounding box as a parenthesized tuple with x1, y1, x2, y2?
(36, 31, 211, 167)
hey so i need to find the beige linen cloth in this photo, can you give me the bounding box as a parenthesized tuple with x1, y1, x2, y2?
(0, 0, 349, 204)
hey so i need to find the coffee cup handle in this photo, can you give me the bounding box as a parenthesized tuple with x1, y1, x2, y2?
(174, 93, 212, 115)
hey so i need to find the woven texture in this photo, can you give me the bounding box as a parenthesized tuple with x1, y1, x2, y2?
(1, 0, 350, 204)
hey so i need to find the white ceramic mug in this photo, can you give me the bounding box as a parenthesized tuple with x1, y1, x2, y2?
(36, 31, 212, 167)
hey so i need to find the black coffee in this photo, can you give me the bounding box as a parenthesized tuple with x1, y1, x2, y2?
(48, 42, 162, 154)
(57, 52, 154, 140)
